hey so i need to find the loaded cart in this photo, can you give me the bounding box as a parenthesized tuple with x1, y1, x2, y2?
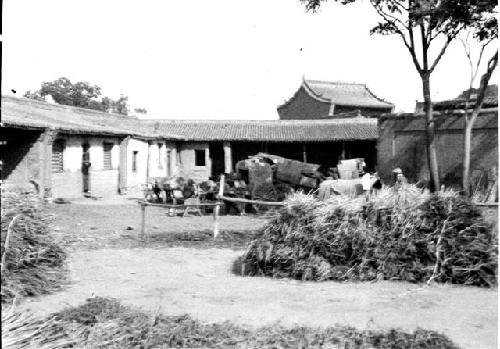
(235, 153, 323, 212)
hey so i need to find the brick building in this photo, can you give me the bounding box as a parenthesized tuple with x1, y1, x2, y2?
(146, 118, 379, 179)
(1, 96, 182, 198)
(1, 95, 379, 198)
(377, 107, 498, 189)
(277, 78, 394, 120)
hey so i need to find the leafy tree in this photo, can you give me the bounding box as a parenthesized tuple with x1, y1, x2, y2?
(302, 0, 496, 191)
(113, 94, 129, 116)
(24, 77, 130, 116)
(459, 15, 498, 197)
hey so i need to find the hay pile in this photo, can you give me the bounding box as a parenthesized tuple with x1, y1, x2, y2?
(2, 297, 462, 349)
(1, 188, 67, 303)
(234, 187, 497, 287)
(2, 308, 81, 349)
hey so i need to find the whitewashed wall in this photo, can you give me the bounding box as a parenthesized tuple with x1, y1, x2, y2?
(126, 138, 149, 190)
(178, 142, 211, 182)
(52, 135, 121, 198)
(147, 141, 178, 179)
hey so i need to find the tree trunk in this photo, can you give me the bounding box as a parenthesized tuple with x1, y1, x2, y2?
(421, 72, 440, 191)
(461, 52, 498, 197)
(462, 121, 473, 196)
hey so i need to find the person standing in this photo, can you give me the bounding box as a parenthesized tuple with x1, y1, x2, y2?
(361, 166, 372, 202)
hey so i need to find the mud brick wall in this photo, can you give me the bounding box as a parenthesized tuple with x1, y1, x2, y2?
(377, 109, 498, 188)
(89, 169, 119, 197)
(277, 86, 331, 120)
(52, 172, 83, 198)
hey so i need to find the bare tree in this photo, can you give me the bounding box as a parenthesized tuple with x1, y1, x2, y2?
(459, 19, 498, 196)
(302, 0, 496, 191)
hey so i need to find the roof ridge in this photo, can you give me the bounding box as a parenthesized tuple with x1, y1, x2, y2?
(362, 85, 394, 106)
(304, 78, 366, 86)
(144, 118, 376, 124)
(1, 94, 138, 120)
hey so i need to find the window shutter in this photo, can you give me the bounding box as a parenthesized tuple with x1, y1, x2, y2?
(103, 143, 113, 169)
(52, 140, 64, 173)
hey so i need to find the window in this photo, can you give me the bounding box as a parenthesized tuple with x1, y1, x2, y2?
(52, 140, 65, 173)
(158, 143, 163, 169)
(195, 149, 205, 167)
(132, 151, 138, 173)
(103, 143, 113, 170)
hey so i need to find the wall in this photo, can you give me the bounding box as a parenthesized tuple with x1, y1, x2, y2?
(377, 109, 498, 188)
(51, 135, 121, 198)
(334, 105, 392, 118)
(178, 142, 211, 182)
(147, 141, 178, 179)
(277, 86, 331, 120)
(125, 138, 149, 194)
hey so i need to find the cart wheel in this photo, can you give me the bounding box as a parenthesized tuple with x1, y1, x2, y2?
(252, 182, 278, 214)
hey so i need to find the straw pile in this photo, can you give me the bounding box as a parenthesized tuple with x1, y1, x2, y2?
(2, 296, 460, 349)
(234, 186, 497, 287)
(1, 188, 67, 303)
(2, 308, 82, 349)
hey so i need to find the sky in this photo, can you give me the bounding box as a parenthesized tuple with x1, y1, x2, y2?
(1, 0, 497, 119)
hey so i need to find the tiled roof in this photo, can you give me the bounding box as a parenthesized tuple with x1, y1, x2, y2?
(1, 95, 183, 139)
(145, 118, 378, 142)
(415, 85, 498, 112)
(303, 79, 394, 109)
(1, 95, 378, 142)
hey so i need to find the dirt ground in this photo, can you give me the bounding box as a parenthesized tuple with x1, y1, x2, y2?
(22, 198, 498, 349)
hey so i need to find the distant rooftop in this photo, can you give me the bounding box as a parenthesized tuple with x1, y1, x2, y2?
(414, 85, 498, 113)
(302, 79, 394, 109)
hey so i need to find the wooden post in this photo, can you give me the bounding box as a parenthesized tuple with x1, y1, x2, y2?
(302, 144, 307, 163)
(119, 136, 130, 194)
(223, 141, 233, 174)
(213, 175, 225, 238)
(341, 142, 346, 160)
(140, 203, 146, 239)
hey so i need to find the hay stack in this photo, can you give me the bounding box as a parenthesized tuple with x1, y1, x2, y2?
(1, 188, 67, 303)
(2, 297, 460, 348)
(235, 186, 497, 287)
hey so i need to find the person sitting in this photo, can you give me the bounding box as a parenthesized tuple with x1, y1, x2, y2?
(392, 168, 407, 190)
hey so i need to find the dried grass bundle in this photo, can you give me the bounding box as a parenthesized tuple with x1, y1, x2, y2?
(1, 188, 67, 303)
(18, 297, 460, 349)
(235, 188, 497, 287)
(1, 307, 81, 349)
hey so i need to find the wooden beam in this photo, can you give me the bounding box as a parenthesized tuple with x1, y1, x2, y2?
(223, 141, 233, 174)
(213, 174, 225, 238)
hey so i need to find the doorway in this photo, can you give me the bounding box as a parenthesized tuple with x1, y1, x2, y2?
(209, 142, 225, 178)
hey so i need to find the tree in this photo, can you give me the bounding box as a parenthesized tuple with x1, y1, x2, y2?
(459, 15, 498, 197)
(134, 108, 148, 114)
(24, 77, 130, 116)
(302, 0, 496, 191)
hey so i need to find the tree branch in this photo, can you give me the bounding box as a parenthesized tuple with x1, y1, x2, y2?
(370, 0, 422, 73)
(429, 36, 452, 73)
(468, 51, 498, 126)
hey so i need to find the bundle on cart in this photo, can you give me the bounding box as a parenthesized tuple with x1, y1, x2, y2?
(234, 187, 497, 287)
(1, 188, 67, 303)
